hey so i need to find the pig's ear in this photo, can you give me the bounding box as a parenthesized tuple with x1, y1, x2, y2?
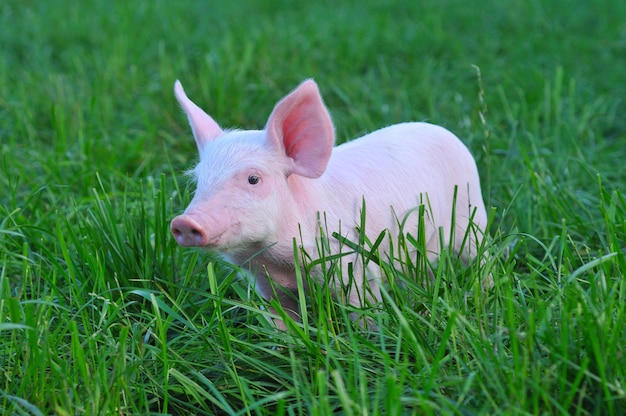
(266, 79, 334, 178)
(174, 80, 223, 149)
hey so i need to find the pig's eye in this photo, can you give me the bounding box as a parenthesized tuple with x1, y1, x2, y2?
(247, 174, 260, 185)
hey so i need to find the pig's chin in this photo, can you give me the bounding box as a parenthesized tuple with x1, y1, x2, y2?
(215, 237, 276, 260)
(195, 220, 279, 259)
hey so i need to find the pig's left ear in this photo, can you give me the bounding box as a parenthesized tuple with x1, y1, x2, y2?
(266, 79, 334, 178)
(174, 80, 223, 149)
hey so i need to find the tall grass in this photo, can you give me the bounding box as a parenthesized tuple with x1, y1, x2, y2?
(1, 0, 625, 414)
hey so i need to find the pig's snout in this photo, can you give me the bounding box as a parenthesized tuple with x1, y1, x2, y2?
(170, 215, 209, 247)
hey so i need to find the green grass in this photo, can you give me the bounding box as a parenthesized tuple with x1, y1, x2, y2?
(1, 0, 625, 414)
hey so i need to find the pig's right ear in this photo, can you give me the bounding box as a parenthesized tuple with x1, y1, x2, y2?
(174, 80, 223, 149)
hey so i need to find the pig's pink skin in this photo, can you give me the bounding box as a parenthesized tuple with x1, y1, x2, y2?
(170, 79, 488, 328)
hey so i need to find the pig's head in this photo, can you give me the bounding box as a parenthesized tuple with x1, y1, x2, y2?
(170, 79, 335, 255)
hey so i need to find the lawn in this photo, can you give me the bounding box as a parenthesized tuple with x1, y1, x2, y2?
(1, 0, 625, 414)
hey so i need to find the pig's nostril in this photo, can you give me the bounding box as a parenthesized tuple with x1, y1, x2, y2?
(191, 229, 202, 236)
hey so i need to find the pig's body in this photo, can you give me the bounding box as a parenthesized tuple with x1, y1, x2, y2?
(171, 79, 487, 329)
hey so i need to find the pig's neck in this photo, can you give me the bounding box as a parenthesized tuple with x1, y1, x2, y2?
(283, 173, 338, 245)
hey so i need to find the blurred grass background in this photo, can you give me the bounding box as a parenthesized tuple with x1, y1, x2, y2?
(1, 0, 625, 414)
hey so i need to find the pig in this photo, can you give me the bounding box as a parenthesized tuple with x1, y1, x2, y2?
(170, 79, 488, 329)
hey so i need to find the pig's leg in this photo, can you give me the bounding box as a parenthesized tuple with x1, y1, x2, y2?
(452, 216, 493, 289)
(253, 273, 300, 330)
(342, 259, 382, 330)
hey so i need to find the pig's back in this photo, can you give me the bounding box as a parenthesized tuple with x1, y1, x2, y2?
(327, 122, 480, 199)
(321, 122, 486, 251)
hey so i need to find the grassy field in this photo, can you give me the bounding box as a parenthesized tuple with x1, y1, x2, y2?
(1, 0, 625, 414)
